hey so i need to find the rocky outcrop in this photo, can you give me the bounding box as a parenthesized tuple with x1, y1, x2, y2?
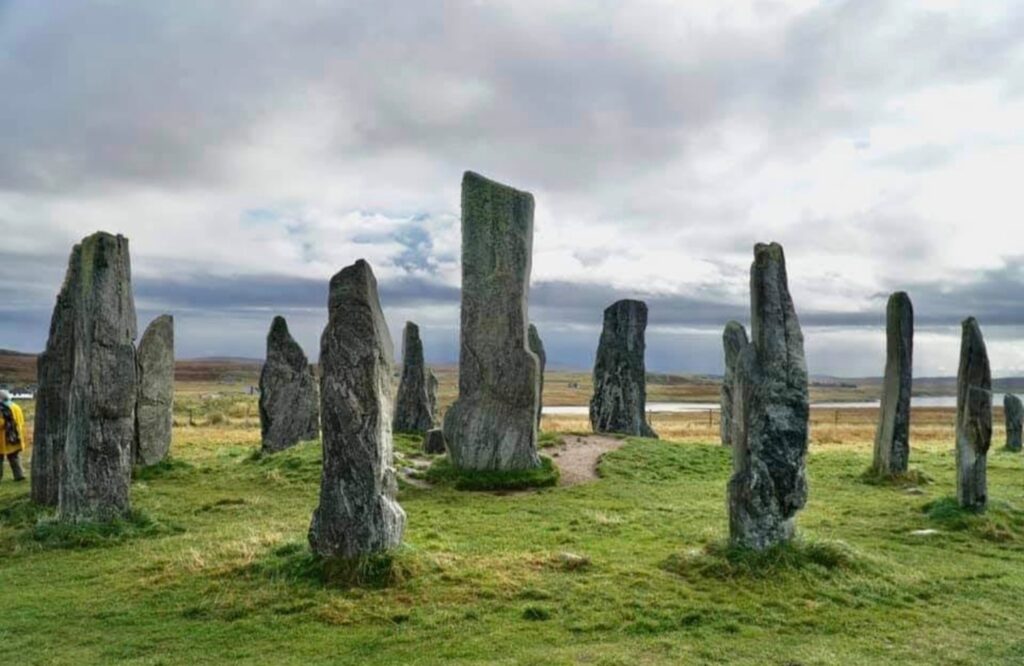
(393, 322, 436, 433)
(424, 428, 447, 455)
(1005, 393, 1023, 452)
(720, 321, 749, 447)
(728, 243, 809, 550)
(956, 317, 991, 510)
(443, 171, 540, 471)
(135, 315, 174, 467)
(308, 260, 405, 559)
(589, 300, 657, 438)
(528, 324, 546, 428)
(872, 292, 914, 475)
(258, 316, 319, 453)
(57, 232, 139, 522)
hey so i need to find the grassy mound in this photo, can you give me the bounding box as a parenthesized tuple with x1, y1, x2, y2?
(923, 497, 1024, 541)
(663, 538, 861, 581)
(425, 456, 559, 491)
(245, 541, 416, 589)
(860, 466, 933, 487)
(28, 509, 183, 550)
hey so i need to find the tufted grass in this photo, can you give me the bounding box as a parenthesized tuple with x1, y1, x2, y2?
(424, 456, 560, 491)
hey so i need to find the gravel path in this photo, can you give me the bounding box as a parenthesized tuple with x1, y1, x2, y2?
(547, 434, 625, 486)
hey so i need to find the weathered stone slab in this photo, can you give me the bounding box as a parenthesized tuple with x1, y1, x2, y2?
(1005, 393, 1023, 452)
(443, 171, 540, 471)
(589, 300, 657, 438)
(58, 232, 138, 522)
(309, 260, 405, 559)
(956, 317, 991, 510)
(258, 316, 319, 453)
(872, 292, 914, 475)
(528, 324, 546, 428)
(728, 243, 809, 550)
(393, 322, 436, 433)
(720, 321, 749, 447)
(424, 428, 447, 455)
(135, 315, 174, 467)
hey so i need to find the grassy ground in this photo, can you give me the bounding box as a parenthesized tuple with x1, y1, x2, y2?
(2, 409, 1024, 665)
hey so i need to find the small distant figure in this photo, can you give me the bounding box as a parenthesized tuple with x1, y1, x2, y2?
(0, 389, 26, 482)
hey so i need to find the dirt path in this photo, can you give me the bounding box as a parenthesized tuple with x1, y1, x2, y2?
(548, 434, 625, 486)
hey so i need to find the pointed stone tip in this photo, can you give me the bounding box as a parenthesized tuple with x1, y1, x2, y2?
(405, 321, 419, 334)
(462, 170, 533, 200)
(270, 315, 289, 336)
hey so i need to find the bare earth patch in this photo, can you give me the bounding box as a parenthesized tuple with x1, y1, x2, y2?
(548, 434, 625, 486)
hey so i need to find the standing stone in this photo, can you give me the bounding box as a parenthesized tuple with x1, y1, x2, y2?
(720, 321, 749, 447)
(424, 428, 447, 455)
(872, 292, 914, 475)
(1005, 394, 1023, 452)
(528, 324, 546, 428)
(443, 171, 541, 471)
(393, 322, 436, 433)
(258, 316, 319, 453)
(58, 232, 138, 522)
(728, 243, 809, 550)
(309, 260, 405, 559)
(589, 300, 657, 438)
(135, 315, 174, 467)
(956, 317, 992, 510)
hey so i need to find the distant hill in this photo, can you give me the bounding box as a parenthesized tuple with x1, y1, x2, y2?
(0, 350, 263, 386)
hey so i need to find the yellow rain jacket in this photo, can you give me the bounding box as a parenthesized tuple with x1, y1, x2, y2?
(0, 401, 25, 456)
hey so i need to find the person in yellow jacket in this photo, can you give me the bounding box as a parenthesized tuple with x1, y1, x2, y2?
(0, 389, 26, 482)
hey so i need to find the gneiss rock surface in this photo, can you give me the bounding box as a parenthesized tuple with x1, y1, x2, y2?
(259, 316, 319, 453)
(589, 300, 657, 438)
(728, 243, 809, 550)
(135, 315, 174, 467)
(720, 321, 749, 447)
(872, 292, 914, 475)
(309, 260, 405, 559)
(528, 324, 546, 428)
(424, 428, 447, 455)
(443, 171, 540, 471)
(956, 317, 991, 510)
(59, 232, 139, 522)
(393, 322, 436, 433)
(1005, 393, 1023, 452)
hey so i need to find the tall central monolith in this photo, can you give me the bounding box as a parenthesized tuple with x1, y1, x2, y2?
(728, 243, 809, 550)
(309, 260, 405, 558)
(393, 321, 437, 433)
(956, 317, 991, 510)
(443, 171, 540, 471)
(720, 321, 749, 447)
(872, 292, 914, 475)
(590, 300, 657, 438)
(58, 232, 139, 522)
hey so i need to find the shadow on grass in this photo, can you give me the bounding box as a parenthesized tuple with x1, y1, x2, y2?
(923, 497, 1024, 542)
(663, 538, 862, 582)
(425, 456, 559, 491)
(860, 466, 933, 488)
(242, 541, 417, 590)
(133, 457, 195, 481)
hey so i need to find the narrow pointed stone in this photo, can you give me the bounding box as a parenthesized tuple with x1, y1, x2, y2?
(528, 324, 546, 428)
(589, 300, 657, 438)
(1005, 394, 1023, 452)
(443, 171, 540, 471)
(309, 260, 405, 559)
(135, 315, 175, 467)
(728, 243, 809, 550)
(393, 322, 436, 433)
(58, 232, 138, 522)
(872, 292, 914, 475)
(956, 317, 991, 510)
(258, 316, 319, 453)
(720, 321, 749, 447)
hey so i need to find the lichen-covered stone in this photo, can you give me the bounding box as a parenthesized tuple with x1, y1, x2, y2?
(424, 428, 447, 455)
(58, 232, 138, 522)
(589, 300, 657, 438)
(258, 316, 319, 453)
(528, 324, 546, 428)
(1005, 393, 1023, 452)
(872, 292, 914, 475)
(443, 171, 540, 471)
(956, 317, 991, 510)
(720, 321, 749, 447)
(393, 322, 436, 433)
(309, 260, 405, 559)
(728, 243, 809, 550)
(135, 315, 174, 467)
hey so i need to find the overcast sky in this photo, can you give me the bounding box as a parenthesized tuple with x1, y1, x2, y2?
(2, 1, 1023, 377)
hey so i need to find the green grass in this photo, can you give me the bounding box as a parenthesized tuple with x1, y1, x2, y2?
(3, 437, 1024, 663)
(425, 456, 560, 491)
